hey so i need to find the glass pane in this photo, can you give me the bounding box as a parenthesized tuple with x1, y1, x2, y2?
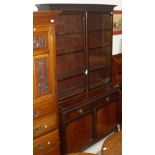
(89, 66, 111, 89)
(88, 31, 102, 48)
(58, 75, 85, 100)
(55, 14, 84, 34)
(88, 13, 112, 31)
(103, 31, 111, 46)
(57, 51, 85, 81)
(56, 33, 84, 55)
(89, 46, 111, 70)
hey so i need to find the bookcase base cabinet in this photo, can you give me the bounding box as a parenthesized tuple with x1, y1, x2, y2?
(59, 86, 119, 155)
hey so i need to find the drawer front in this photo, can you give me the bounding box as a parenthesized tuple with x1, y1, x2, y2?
(33, 114, 57, 138)
(64, 103, 94, 121)
(34, 144, 60, 155)
(33, 100, 56, 120)
(33, 129, 59, 154)
(96, 92, 118, 106)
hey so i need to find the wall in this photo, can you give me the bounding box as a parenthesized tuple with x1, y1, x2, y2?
(33, 0, 122, 55)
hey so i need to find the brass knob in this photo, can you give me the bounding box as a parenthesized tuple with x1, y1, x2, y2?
(105, 97, 110, 102)
(44, 125, 48, 128)
(50, 19, 55, 23)
(33, 111, 40, 118)
(47, 141, 51, 145)
(78, 108, 84, 114)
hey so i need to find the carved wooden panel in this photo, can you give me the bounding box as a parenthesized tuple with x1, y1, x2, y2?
(34, 56, 50, 96)
(33, 33, 47, 49)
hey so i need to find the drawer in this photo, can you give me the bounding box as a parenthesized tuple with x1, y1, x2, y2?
(34, 144, 60, 155)
(33, 114, 57, 138)
(95, 92, 118, 106)
(64, 103, 94, 121)
(33, 100, 56, 120)
(33, 129, 59, 154)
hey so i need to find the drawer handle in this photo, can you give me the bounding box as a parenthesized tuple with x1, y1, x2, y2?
(105, 97, 110, 102)
(47, 141, 51, 145)
(78, 108, 84, 114)
(44, 125, 48, 128)
(50, 19, 55, 23)
(37, 143, 44, 150)
(33, 111, 40, 118)
(33, 127, 42, 133)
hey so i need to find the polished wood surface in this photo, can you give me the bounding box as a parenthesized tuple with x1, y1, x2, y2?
(33, 113, 57, 138)
(33, 129, 59, 154)
(101, 131, 122, 155)
(33, 21, 60, 154)
(65, 113, 93, 153)
(96, 101, 117, 138)
(34, 4, 118, 155)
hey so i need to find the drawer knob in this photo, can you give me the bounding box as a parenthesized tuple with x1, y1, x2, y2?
(44, 125, 48, 128)
(78, 108, 84, 114)
(37, 143, 44, 149)
(33, 27, 36, 31)
(105, 97, 110, 102)
(34, 127, 42, 133)
(33, 111, 40, 118)
(50, 19, 55, 23)
(47, 141, 51, 145)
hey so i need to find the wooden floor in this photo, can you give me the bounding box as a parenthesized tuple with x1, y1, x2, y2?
(101, 131, 122, 155)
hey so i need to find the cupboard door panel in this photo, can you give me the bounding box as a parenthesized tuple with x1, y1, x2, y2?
(33, 25, 56, 104)
(65, 113, 93, 153)
(96, 101, 117, 138)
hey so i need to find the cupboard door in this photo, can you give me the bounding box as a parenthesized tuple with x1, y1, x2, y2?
(55, 13, 86, 100)
(88, 13, 112, 89)
(96, 101, 117, 138)
(65, 113, 93, 153)
(33, 25, 56, 112)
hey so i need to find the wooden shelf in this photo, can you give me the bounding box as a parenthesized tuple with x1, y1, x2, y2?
(58, 70, 85, 81)
(89, 64, 110, 72)
(89, 78, 110, 89)
(56, 31, 84, 36)
(88, 44, 110, 50)
(56, 49, 84, 56)
(88, 29, 111, 33)
(58, 87, 85, 101)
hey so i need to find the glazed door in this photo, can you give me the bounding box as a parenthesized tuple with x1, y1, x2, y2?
(55, 12, 87, 101)
(64, 113, 93, 154)
(33, 25, 57, 119)
(87, 12, 113, 89)
(96, 101, 117, 138)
